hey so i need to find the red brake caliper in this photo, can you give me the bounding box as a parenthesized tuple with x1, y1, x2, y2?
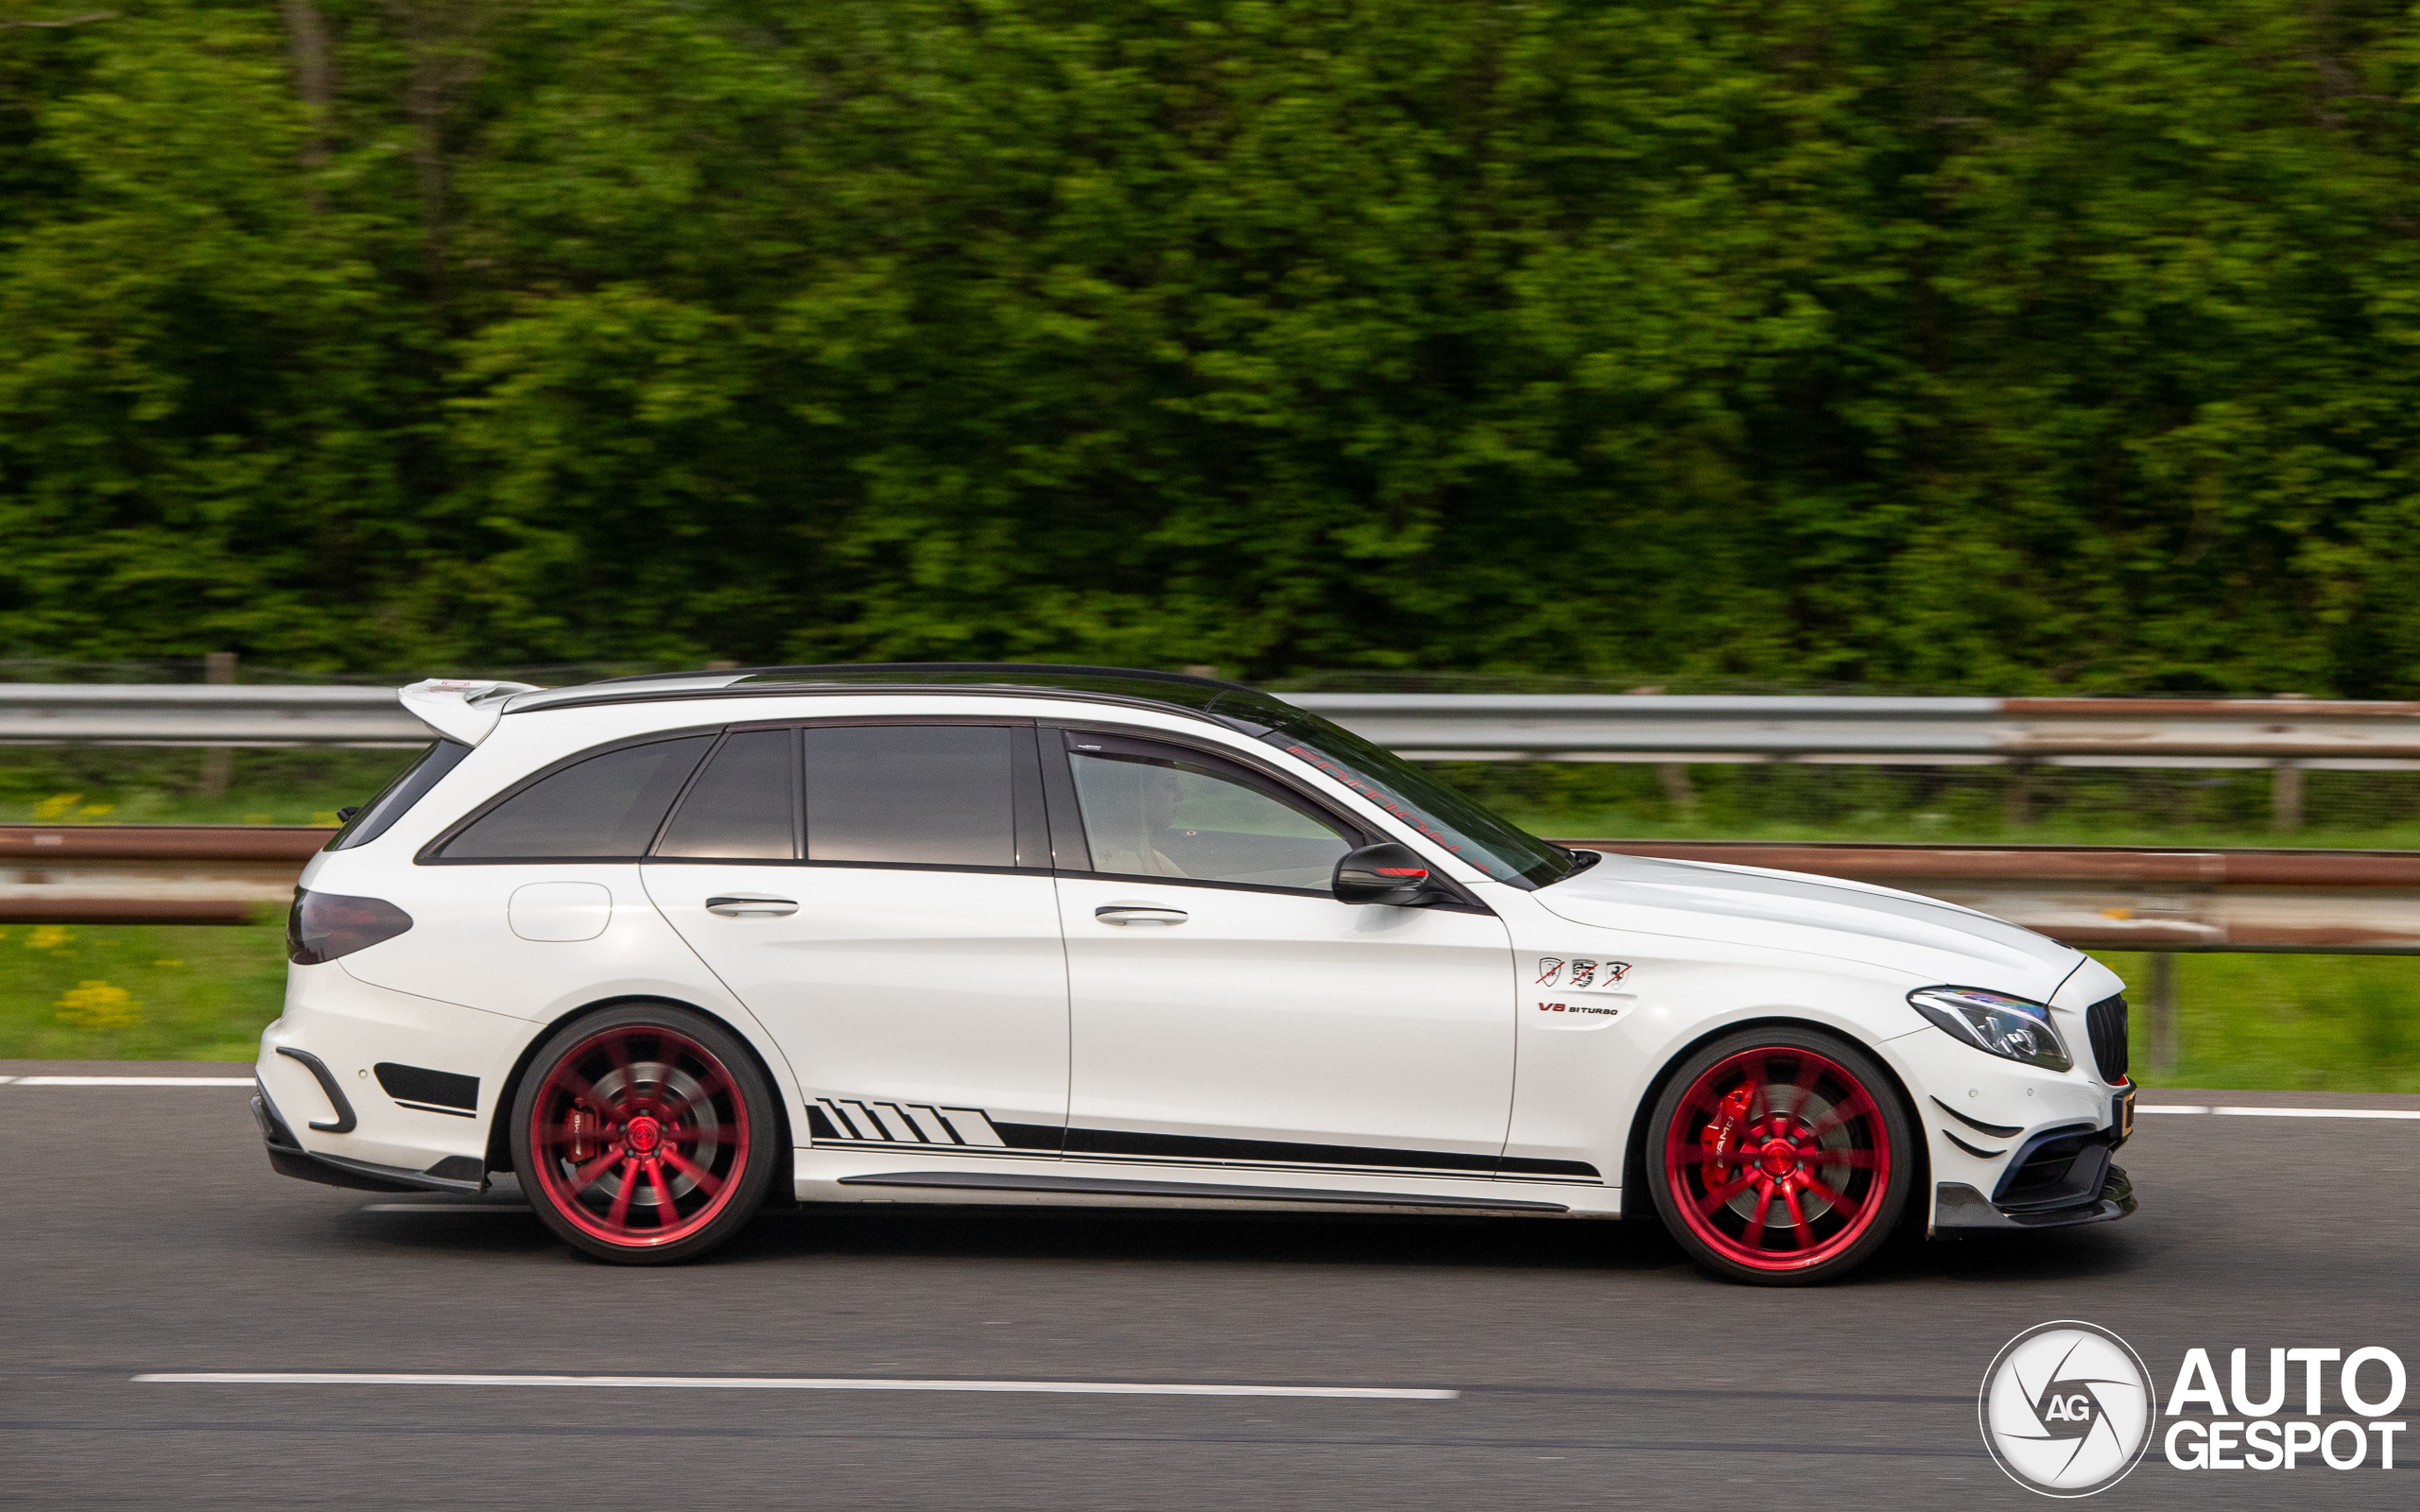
(1701, 1085, 1754, 1183)
(565, 1105, 598, 1163)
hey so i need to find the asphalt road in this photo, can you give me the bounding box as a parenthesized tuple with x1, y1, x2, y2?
(4, 1061, 2415, 1511)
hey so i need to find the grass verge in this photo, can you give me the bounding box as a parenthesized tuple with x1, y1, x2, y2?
(5, 922, 2417, 1093)
(0, 917, 286, 1062)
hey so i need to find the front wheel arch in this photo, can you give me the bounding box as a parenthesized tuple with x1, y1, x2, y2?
(1621, 1015, 1927, 1232)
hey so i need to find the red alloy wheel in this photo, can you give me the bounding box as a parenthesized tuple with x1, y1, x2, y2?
(1660, 1044, 1895, 1275)
(526, 1022, 752, 1251)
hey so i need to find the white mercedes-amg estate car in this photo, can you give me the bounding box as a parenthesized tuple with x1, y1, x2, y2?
(254, 664, 2136, 1283)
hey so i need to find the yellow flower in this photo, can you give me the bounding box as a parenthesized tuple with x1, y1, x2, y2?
(33, 793, 82, 820)
(242, 812, 273, 824)
(26, 925, 73, 952)
(78, 802, 114, 816)
(153, 959, 185, 968)
(310, 811, 339, 826)
(57, 980, 142, 1031)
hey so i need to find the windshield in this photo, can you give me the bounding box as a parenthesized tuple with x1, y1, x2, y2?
(1253, 710, 1578, 888)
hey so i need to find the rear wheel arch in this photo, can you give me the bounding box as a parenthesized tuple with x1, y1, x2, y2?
(484, 994, 794, 1184)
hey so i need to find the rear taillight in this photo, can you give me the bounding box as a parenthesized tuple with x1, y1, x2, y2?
(287, 888, 415, 964)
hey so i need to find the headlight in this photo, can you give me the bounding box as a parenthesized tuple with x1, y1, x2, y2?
(1907, 986, 2072, 1071)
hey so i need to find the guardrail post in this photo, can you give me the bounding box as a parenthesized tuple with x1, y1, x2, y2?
(2272, 761, 2305, 833)
(199, 652, 237, 800)
(1657, 763, 1697, 816)
(2148, 952, 2178, 1076)
(2004, 759, 2034, 827)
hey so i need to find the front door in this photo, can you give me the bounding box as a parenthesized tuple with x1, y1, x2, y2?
(645, 721, 1068, 1155)
(1049, 730, 1516, 1181)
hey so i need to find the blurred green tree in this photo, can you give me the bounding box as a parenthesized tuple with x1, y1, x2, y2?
(4, 0, 2419, 690)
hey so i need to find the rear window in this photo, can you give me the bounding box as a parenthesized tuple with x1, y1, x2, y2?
(803, 726, 1015, 867)
(330, 740, 473, 850)
(438, 736, 715, 859)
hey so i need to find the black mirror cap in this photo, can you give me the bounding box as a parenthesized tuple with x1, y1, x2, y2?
(1333, 842, 1447, 906)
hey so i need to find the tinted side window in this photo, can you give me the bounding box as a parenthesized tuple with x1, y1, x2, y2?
(1069, 746, 1352, 890)
(656, 730, 796, 859)
(439, 736, 715, 859)
(332, 739, 472, 850)
(804, 726, 1014, 867)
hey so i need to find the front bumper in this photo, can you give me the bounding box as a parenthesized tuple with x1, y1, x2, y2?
(1933, 1157, 2137, 1232)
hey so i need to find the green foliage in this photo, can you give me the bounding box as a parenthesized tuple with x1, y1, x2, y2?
(0, 917, 286, 1061)
(0, 742, 414, 822)
(2098, 951, 2420, 1093)
(7, 2, 2420, 689)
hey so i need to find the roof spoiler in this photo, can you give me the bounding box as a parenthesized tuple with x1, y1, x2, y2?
(397, 679, 541, 746)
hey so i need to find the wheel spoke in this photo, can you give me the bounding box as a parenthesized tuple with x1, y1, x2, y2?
(659, 1147, 724, 1195)
(1756, 1057, 1792, 1121)
(1743, 1185, 1775, 1246)
(603, 1160, 639, 1230)
(547, 1071, 614, 1117)
(1692, 1171, 1756, 1217)
(657, 1074, 731, 1125)
(1782, 1184, 1815, 1250)
(1804, 1089, 1879, 1143)
(1783, 1057, 1822, 1125)
(648, 1160, 682, 1228)
(565, 1148, 621, 1194)
(1800, 1174, 1862, 1214)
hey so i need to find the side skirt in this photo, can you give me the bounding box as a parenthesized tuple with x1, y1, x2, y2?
(837, 1169, 1571, 1213)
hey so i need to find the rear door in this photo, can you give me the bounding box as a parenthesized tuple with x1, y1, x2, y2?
(643, 720, 1069, 1155)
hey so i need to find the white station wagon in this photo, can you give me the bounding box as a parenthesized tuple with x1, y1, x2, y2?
(254, 664, 2136, 1283)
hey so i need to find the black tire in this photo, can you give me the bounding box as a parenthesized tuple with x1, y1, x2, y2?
(1643, 1025, 1915, 1286)
(509, 1002, 779, 1264)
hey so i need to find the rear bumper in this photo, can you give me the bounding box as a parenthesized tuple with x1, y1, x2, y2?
(1933, 1162, 2137, 1232)
(253, 1082, 488, 1194)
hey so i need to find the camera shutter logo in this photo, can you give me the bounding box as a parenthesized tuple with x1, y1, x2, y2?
(1980, 1321, 2157, 1497)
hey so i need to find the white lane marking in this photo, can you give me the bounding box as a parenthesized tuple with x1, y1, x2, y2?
(133, 1372, 1457, 1400)
(2210, 1105, 2420, 1121)
(10, 1076, 254, 1087)
(2138, 1104, 2420, 1120)
(0, 1075, 14, 1085)
(359, 1204, 531, 1213)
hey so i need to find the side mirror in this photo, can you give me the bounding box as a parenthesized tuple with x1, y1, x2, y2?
(1333, 842, 1446, 906)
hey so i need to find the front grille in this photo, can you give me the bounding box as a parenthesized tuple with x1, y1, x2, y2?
(2086, 993, 2130, 1082)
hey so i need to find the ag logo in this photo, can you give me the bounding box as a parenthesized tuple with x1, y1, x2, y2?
(1980, 1321, 2156, 1497)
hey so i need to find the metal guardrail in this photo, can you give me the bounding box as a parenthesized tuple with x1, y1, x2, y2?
(0, 685, 417, 747)
(8, 828, 2418, 954)
(7, 683, 2420, 768)
(1290, 695, 2420, 768)
(0, 825, 324, 924)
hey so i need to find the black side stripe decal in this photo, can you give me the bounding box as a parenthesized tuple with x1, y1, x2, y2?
(807, 1098, 1060, 1152)
(807, 1100, 1599, 1181)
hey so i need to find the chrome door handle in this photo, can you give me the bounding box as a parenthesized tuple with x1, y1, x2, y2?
(1095, 903, 1188, 926)
(705, 895, 799, 918)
